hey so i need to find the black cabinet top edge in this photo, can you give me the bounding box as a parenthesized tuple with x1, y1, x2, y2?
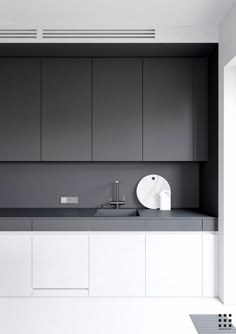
(0, 43, 218, 58)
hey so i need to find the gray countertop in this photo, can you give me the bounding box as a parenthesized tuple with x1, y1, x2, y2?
(0, 208, 217, 231)
(0, 208, 216, 219)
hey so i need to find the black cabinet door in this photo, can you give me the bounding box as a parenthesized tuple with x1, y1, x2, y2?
(143, 58, 193, 161)
(92, 58, 142, 161)
(42, 58, 92, 161)
(193, 58, 208, 161)
(0, 58, 40, 161)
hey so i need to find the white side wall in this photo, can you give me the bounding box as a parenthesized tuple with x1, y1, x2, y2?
(219, 2, 236, 304)
(223, 64, 236, 304)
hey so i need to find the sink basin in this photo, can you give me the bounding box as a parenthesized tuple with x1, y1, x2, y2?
(95, 209, 139, 217)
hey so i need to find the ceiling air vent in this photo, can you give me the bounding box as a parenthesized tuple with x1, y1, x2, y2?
(0, 29, 37, 39)
(42, 29, 155, 39)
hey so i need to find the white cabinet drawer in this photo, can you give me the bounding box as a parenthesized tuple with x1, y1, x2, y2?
(146, 232, 202, 297)
(0, 232, 31, 297)
(89, 232, 145, 297)
(33, 232, 88, 290)
(202, 232, 218, 296)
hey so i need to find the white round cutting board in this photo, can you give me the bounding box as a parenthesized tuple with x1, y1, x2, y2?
(136, 174, 170, 209)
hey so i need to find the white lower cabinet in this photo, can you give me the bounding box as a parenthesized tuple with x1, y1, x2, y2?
(146, 232, 203, 297)
(33, 232, 88, 296)
(0, 229, 217, 298)
(202, 232, 218, 297)
(0, 232, 31, 297)
(89, 233, 146, 297)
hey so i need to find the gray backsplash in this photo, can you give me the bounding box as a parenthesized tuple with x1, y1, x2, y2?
(0, 162, 199, 208)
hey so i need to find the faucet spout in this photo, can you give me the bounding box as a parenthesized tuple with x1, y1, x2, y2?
(110, 180, 125, 209)
(115, 180, 119, 209)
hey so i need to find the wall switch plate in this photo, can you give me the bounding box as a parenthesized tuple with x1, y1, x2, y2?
(60, 196, 79, 204)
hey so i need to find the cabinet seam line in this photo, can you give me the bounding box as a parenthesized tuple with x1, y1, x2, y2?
(145, 231, 146, 297)
(91, 58, 93, 161)
(31, 226, 33, 297)
(88, 233, 90, 296)
(142, 57, 144, 161)
(193, 59, 195, 162)
(202, 231, 204, 297)
(40, 58, 43, 161)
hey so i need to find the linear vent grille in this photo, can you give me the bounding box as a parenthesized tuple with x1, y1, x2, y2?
(42, 29, 155, 39)
(0, 29, 37, 39)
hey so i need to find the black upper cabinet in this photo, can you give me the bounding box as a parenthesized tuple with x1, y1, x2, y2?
(193, 58, 208, 161)
(0, 56, 208, 162)
(92, 58, 142, 161)
(42, 58, 92, 161)
(143, 58, 194, 161)
(0, 58, 40, 161)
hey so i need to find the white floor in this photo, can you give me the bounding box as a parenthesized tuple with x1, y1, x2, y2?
(0, 298, 235, 334)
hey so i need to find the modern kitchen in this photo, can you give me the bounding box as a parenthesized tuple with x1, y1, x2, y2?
(0, 1, 236, 333)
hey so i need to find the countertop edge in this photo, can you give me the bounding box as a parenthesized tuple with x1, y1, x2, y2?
(0, 211, 218, 232)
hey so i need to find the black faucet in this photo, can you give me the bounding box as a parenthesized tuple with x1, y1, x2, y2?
(109, 180, 125, 209)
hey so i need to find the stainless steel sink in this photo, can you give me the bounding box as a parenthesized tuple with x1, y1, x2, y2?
(94, 208, 139, 217)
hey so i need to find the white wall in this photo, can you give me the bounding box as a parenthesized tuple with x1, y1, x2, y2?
(219, 2, 236, 304)
(156, 25, 218, 43)
(223, 63, 236, 304)
(220, 5, 236, 66)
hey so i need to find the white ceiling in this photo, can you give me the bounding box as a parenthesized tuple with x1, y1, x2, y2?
(0, 0, 235, 27)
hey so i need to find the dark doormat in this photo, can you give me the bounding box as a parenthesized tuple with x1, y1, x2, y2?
(190, 314, 236, 333)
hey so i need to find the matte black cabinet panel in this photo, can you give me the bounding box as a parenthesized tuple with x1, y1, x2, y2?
(143, 58, 194, 161)
(0, 58, 40, 161)
(92, 58, 142, 161)
(42, 58, 92, 161)
(193, 58, 208, 161)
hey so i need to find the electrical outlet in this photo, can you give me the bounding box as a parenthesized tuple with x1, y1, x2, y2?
(60, 197, 79, 204)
